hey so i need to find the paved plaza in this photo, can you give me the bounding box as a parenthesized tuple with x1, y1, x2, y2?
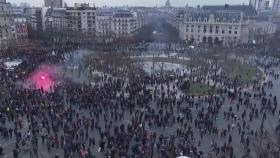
(0, 49, 280, 158)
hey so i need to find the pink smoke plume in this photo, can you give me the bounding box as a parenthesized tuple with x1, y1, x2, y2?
(25, 65, 62, 92)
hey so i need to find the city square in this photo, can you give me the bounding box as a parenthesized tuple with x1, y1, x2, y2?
(1, 0, 280, 158)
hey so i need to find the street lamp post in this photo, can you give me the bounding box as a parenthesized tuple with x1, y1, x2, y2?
(213, 54, 219, 86)
(152, 54, 155, 76)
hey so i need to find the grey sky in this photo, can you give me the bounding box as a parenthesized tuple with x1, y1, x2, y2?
(7, 0, 250, 7)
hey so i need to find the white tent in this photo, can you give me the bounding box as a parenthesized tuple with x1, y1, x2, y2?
(189, 45, 195, 49)
(4, 60, 22, 70)
(177, 156, 190, 158)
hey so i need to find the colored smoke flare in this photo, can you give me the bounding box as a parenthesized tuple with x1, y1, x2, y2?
(41, 76, 46, 80)
(25, 65, 62, 93)
(32, 71, 54, 92)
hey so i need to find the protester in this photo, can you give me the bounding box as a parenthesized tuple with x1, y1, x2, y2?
(0, 48, 279, 158)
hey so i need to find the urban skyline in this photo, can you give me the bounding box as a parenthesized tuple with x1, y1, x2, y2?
(8, 0, 250, 7)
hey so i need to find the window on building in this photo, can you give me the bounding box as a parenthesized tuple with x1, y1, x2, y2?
(234, 31, 237, 34)
(215, 26, 219, 34)
(209, 26, 213, 33)
(229, 30, 232, 34)
(203, 26, 207, 33)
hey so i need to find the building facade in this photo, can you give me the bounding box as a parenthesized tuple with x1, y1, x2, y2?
(178, 8, 250, 46)
(0, 0, 14, 49)
(95, 9, 146, 42)
(250, 21, 277, 35)
(95, 10, 113, 41)
(272, 0, 280, 13)
(45, 8, 67, 32)
(65, 3, 96, 33)
(249, 12, 278, 43)
(13, 17, 28, 46)
(24, 7, 42, 32)
(25, 5, 145, 42)
(112, 10, 138, 39)
(250, 0, 270, 13)
(44, 0, 63, 8)
(134, 11, 146, 30)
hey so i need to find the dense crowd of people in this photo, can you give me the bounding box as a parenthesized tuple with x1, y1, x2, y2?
(0, 47, 280, 158)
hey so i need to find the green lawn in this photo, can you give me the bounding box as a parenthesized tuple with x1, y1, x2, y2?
(180, 82, 218, 96)
(224, 60, 258, 84)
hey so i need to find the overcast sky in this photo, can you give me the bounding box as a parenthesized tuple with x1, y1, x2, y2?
(7, 0, 250, 7)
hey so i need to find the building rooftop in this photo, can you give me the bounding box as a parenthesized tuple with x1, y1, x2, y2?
(66, 3, 96, 11)
(185, 9, 245, 23)
(202, 5, 257, 17)
(96, 10, 113, 16)
(114, 10, 133, 18)
(44, 8, 66, 19)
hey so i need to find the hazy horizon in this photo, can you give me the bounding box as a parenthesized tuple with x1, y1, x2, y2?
(7, 0, 250, 7)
